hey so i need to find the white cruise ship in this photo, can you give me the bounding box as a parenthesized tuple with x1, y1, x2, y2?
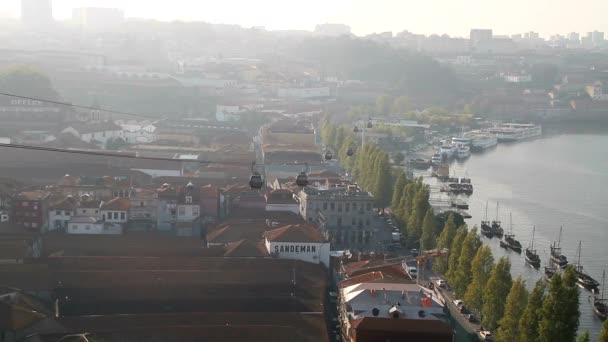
(466, 132, 498, 152)
(488, 123, 542, 142)
(456, 145, 471, 159)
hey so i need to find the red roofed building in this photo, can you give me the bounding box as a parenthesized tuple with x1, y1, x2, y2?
(265, 189, 298, 214)
(14, 190, 51, 232)
(264, 224, 330, 267)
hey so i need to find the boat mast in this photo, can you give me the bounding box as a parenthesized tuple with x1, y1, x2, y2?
(576, 241, 582, 272)
(557, 226, 563, 249)
(484, 201, 488, 221)
(602, 270, 606, 300)
(509, 212, 513, 234)
(495, 202, 499, 222)
(530, 226, 536, 252)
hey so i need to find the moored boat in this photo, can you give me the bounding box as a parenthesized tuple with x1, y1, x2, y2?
(575, 241, 600, 292)
(500, 213, 522, 253)
(524, 226, 541, 269)
(544, 266, 556, 281)
(594, 270, 607, 321)
(408, 158, 431, 169)
(488, 123, 542, 142)
(469, 132, 498, 152)
(491, 202, 503, 237)
(480, 201, 493, 238)
(456, 145, 471, 159)
(550, 227, 568, 268)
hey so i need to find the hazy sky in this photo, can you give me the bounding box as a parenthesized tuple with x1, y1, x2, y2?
(2, 0, 608, 37)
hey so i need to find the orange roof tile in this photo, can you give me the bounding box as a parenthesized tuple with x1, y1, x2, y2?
(264, 224, 324, 243)
(100, 198, 131, 211)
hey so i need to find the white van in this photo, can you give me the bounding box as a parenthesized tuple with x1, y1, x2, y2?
(406, 266, 418, 278)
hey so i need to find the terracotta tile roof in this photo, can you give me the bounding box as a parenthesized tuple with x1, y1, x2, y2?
(16, 190, 50, 201)
(264, 224, 324, 243)
(100, 197, 131, 211)
(78, 200, 102, 209)
(343, 260, 411, 280)
(223, 239, 269, 257)
(339, 271, 386, 288)
(206, 222, 268, 243)
(49, 197, 79, 211)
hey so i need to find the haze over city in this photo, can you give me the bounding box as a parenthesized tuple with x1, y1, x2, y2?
(1, 0, 608, 36)
(1, 0, 608, 342)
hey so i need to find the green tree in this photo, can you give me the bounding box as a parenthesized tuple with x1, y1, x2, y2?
(577, 331, 590, 342)
(432, 213, 457, 274)
(391, 95, 412, 114)
(328, 125, 338, 148)
(539, 266, 580, 342)
(420, 208, 435, 251)
(518, 279, 546, 342)
(372, 153, 392, 210)
(391, 171, 407, 210)
(105, 137, 129, 150)
(445, 226, 468, 283)
(495, 277, 529, 342)
(375, 94, 393, 115)
(335, 126, 346, 150)
(601, 319, 608, 342)
(0, 65, 59, 100)
(481, 257, 513, 331)
(453, 227, 482, 297)
(464, 246, 494, 314)
(393, 152, 405, 165)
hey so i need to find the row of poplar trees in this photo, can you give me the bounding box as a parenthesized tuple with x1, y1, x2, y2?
(322, 118, 435, 248)
(321, 119, 393, 210)
(434, 214, 598, 342)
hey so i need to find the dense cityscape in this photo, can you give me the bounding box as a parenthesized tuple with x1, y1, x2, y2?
(0, 1, 608, 342)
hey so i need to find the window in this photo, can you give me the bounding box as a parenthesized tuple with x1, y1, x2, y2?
(367, 203, 372, 211)
(95, 210, 99, 214)
(337, 217, 342, 227)
(55, 220, 62, 228)
(120, 212, 126, 220)
(338, 203, 342, 212)
(178, 207, 186, 216)
(85, 225, 91, 230)
(113, 212, 119, 220)
(65, 211, 71, 216)
(330, 203, 335, 211)
(352, 203, 357, 210)
(323, 202, 327, 210)
(56, 210, 61, 215)
(140, 202, 145, 207)
(345, 203, 350, 212)
(366, 218, 370, 226)
(193, 206, 199, 216)
(352, 217, 356, 226)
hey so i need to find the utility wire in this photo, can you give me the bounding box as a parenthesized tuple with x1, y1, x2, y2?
(0, 92, 166, 121)
(0, 143, 258, 166)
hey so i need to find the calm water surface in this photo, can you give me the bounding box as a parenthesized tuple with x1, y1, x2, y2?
(423, 132, 608, 338)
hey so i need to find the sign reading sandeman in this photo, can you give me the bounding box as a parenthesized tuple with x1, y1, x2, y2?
(274, 244, 317, 254)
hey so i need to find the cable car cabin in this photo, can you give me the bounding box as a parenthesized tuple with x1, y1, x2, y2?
(295, 172, 309, 187)
(347, 147, 355, 156)
(249, 172, 264, 189)
(367, 121, 373, 128)
(325, 151, 333, 160)
(353, 126, 360, 133)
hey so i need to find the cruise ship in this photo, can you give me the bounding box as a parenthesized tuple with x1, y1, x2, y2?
(467, 132, 498, 152)
(452, 136, 472, 146)
(488, 123, 542, 142)
(456, 145, 471, 159)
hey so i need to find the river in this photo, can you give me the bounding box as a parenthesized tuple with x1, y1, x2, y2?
(422, 132, 608, 338)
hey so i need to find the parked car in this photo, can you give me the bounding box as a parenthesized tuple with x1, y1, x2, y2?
(467, 313, 477, 323)
(453, 299, 463, 307)
(479, 331, 494, 341)
(435, 279, 447, 288)
(410, 248, 419, 257)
